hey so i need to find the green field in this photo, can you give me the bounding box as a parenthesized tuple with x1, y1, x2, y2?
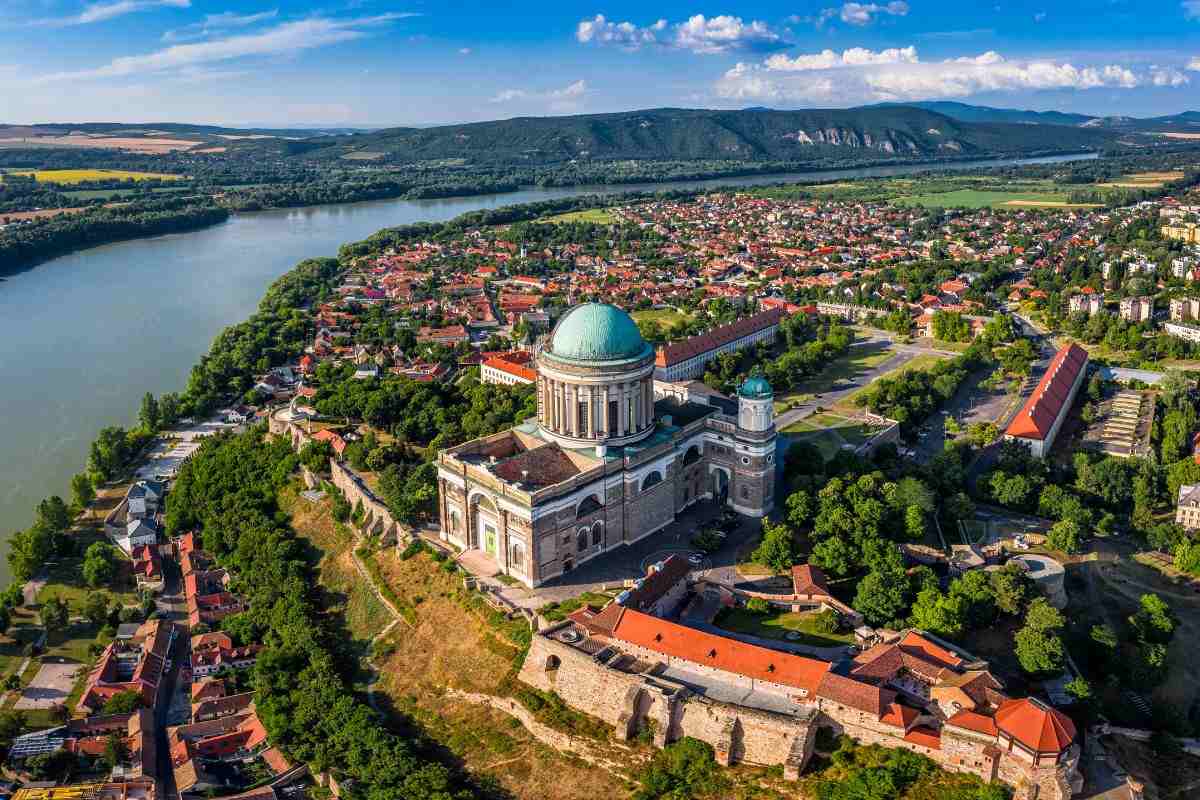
(772, 343, 896, 412)
(540, 208, 617, 224)
(782, 412, 875, 458)
(713, 607, 853, 648)
(834, 353, 948, 412)
(5, 169, 184, 185)
(894, 189, 1099, 209)
(633, 307, 693, 328)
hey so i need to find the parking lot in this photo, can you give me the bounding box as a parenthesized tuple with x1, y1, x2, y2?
(1081, 389, 1154, 459)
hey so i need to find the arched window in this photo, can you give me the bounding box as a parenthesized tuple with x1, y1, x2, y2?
(641, 470, 663, 492)
(449, 510, 460, 533)
(545, 654, 561, 671)
(577, 528, 589, 552)
(576, 494, 602, 519)
(740, 486, 751, 500)
(683, 445, 701, 466)
(592, 521, 603, 546)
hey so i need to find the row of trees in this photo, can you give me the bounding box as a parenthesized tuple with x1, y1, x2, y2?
(165, 430, 476, 800)
(854, 342, 991, 433)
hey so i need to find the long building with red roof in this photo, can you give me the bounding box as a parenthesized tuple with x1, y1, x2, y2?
(653, 308, 783, 381)
(521, 604, 1080, 800)
(1003, 343, 1088, 458)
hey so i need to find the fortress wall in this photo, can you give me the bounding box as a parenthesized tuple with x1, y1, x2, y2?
(329, 459, 404, 545)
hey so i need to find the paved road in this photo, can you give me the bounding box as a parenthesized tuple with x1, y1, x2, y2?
(155, 553, 187, 800)
(774, 347, 917, 432)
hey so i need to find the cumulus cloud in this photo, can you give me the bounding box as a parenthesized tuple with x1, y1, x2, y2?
(1151, 67, 1190, 86)
(1189, 57, 1200, 71)
(1185, 0, 1200, 20)
(835, 2, 910, 26)
(32, 14, 410, 83)
(163, 10, 278, 42)
(576, 13, 786, 54)
(763, 46, 918, 71)
(490, 80, 588, 111)
(459, 47, 472, 55)
(717, 46, 1158, 104)
(32, 0, 189, 27)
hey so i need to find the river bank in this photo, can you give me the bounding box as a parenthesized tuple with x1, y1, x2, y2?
(0, 150, 1097, 579)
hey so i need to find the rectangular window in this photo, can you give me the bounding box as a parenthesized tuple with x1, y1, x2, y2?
(578, 401, 588, 433)
(608, 400, 618, 432)
(628, 396, 637, 431)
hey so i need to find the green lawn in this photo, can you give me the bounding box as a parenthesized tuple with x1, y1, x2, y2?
(540, 208, 617, 224)
(772, 343, 896, 412)
(893, 189, 1100, 209)
(538, 591, 616, 622)
(632, 307, 693, 328)
(713, 607, 853, 648)
(834, 353, 948, 412)
(36, 534, 139, 612)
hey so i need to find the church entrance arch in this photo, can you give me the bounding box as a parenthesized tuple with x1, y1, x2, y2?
(710, 467, 730, 507)
(469, 493, 499, 551)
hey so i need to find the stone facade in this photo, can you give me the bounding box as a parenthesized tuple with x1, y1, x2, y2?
(519, 624, 1079, 800)
(436, 303, 777, 588)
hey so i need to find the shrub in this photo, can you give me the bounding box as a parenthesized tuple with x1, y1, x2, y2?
(745, 597, 770, 615)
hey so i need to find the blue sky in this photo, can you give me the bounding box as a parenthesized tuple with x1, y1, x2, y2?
(1, 1, 1198, 126)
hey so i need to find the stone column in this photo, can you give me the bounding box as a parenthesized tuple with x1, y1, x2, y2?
(601, 386, 610, 436)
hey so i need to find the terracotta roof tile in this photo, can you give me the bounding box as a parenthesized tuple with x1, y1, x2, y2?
(791, 564, 830, 597)
(655, 309, 783, 368)
(817, 672, 896, 716)
(604, 608, 829, 695)
(946, 709, 999, 737)
(994, 698, 1076, 753)
(1005, 343, 1088, 441)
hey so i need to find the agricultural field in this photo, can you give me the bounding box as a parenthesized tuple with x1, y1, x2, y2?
(4, 168, 184, 184)
(1096, 170, 1186, 188)
(894, 188, 1100, 209)
(541, 208, 617, 224)
(0, 134, 201, 153)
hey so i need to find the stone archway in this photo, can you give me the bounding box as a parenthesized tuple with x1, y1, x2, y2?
(711, 467, 730, 506)
(469, 493, 499, 552)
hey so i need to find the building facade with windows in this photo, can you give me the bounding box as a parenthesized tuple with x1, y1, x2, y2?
(436, 303, 777, 588)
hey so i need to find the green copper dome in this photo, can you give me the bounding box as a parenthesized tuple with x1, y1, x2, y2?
(739, 375, 773, 399)
(547, 303, 651, 363)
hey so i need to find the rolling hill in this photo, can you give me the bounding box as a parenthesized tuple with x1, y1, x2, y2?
(226, 106, 1121, 165)
(862, 102, 1200, 134)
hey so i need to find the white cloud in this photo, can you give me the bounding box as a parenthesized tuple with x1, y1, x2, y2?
(835, 2, 910, 26)
(1188, 57, 1200, 71)
(33, 0, 190, 27)
(717, 46, 1152, 105)
(32, 15, 410, 83)
(576, 13, 786, 54)
(163, 10, 278, 43)
(490, 80, 588, 112)
(459, 47, 472, 55)
(1184, 0, 1200, 20)
(763, 46, 918, 71)
(1151, 67, 1190, 86)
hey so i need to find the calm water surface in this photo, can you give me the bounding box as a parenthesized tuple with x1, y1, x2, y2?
(0, 151, 1096, 579)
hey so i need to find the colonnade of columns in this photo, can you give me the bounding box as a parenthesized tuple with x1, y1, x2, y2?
(537, 374, 654, 442)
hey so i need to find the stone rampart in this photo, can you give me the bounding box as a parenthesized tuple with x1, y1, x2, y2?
(329, 459, 407, 545)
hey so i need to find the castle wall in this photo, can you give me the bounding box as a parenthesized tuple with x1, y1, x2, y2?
(518, 633, 1076, 800)
(330, 459, 403, 545)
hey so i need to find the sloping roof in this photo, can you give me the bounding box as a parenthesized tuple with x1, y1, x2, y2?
(817, 672, 896, 717)
(791, 564, 831, 597)
(622, 555, 689, 612)
(483, 355, 536, 383)
(1005, 343, 1088, 441)
(606, 607, 830, 694)
(904, 726, 942, 750)
(655, 308, 783, 367)
(945, 709, 999, 737)
(880, 702, 920, 730)
(898, 631, 964, 670)
(994, 698, 1076, 753)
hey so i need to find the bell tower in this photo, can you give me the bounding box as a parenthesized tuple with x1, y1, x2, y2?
(737, 374, 774, 432)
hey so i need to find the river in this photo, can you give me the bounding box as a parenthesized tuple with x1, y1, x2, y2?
(0, 151, 1095, 579)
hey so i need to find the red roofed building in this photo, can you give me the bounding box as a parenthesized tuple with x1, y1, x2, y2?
(654, 308, 783, 381)
(1003, 343, 1088, 458)
(480, 351, 536, 386)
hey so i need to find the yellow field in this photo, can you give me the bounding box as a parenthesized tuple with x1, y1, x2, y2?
(5, 168, 183, 184)
(1002, 199, 1102, 208)
(1096, 170, 1185, 189)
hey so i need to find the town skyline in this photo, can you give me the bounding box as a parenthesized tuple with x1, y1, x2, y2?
(1, 0, 1198, 126)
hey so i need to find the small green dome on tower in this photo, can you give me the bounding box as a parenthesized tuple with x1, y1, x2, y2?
(739, 375, 773, 399)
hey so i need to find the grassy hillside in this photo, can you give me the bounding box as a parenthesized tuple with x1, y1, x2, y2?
(239, 106, 1120, 165)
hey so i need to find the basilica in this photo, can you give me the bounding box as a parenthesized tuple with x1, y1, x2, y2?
(435, 303, 778, 588)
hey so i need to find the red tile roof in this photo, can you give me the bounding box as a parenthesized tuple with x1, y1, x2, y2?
(655, 309, 783, 368)
(601, 607, 830, 695)
(898, 631, 964, 670)
(483, 355, 536, 383)
(880, 702, 920, 730)
(946, 709, 999, 737)
(994, 698, 1076, 753)
(817, 672, 896, 716)
(1005, 343, 1088, 441)
(904, 726, 942, 750)
(791, 564, 830, 597)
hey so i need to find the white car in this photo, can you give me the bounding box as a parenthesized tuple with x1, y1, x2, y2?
(688, 553, 705, 566)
